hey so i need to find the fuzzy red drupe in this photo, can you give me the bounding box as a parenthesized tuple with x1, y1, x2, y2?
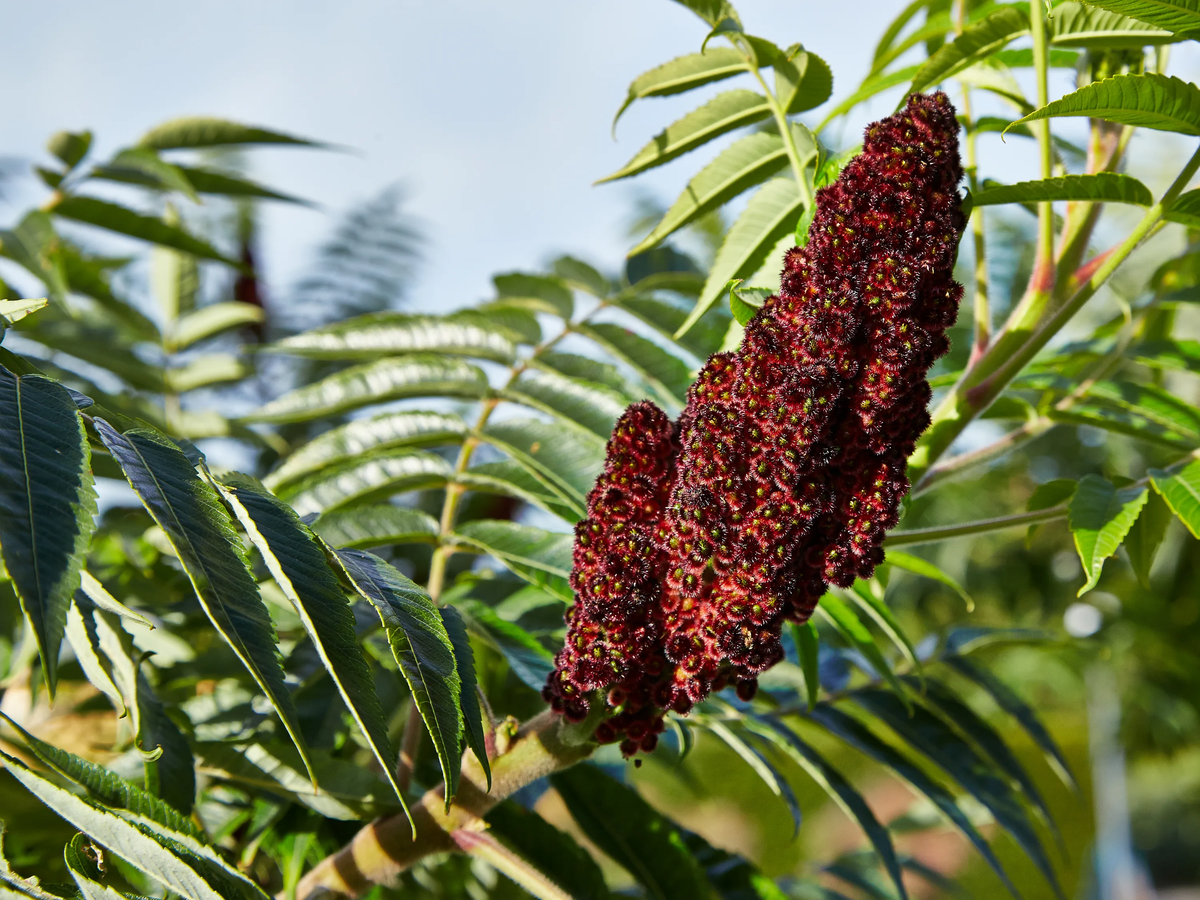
(545, 92, 966, 755)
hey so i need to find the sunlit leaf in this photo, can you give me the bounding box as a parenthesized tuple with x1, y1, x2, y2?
(816, 593, 907, 702)
(703, 720, 801, 834)
(909, 7, 1029, 95)
(265, 311, 518, 363)
(440, 606, 490, 789)
(1075, 0, 1200, 37)
(481, 417, 606, 507)
(501, 369, 628, 438)
(452, 520, 573, 602)
(94, 420, 314, 783)
(166, 303, 266, 352)
(139, 117, 319, 150)
(1012, 72, 1200, 135)
(577, 322, 691, 406)
(245, 355, 488, 424)
(334, 549, 461, 810)
(0, 366, 96, 696)
(215, 477, 407, 813)
(279, 449, 453, 517)
(969, 173, 1153, 209)
(599, 90, 771, 183)
(494, 272, 574, 319)
(311, 505, 440, 549)
(53, 197, 237, 265)
(1068, 474, 1149, 595)
(1149, 456, 1200, 538)
(1049, 0, 1183, 47)
(614, 47, 748, 129)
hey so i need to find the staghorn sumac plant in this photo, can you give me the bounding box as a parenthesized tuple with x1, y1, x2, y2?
(2, 1, 1200, 899)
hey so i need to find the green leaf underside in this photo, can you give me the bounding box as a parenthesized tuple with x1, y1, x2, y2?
(944, 656, 1077, 788)
(245, 355, 488, 424)
(578, 322, 692, 406)
(264, 410, 467, 491)
(1125, 488, 1172, 586)
(599, 90, 772, 183)
(452, 520, 573, 602)
(480, 417, 606, 505)
(1076, 0, 1200, 38)
(817, 592, 908, 702)
(1050, 0, 1183, 48)
(1014, 72, 1200, 136)
(195, 741, 401, 820)
(0, 711, 204, 841)
(52, 197, 237, 265)
(631, 130, 789, 255)
(458, 599, 555, 691)
(485, 801, 608, 900)
(683, 177, 807, 338)
(971, 173, 1153, 208)
(333, 549, 462, 810)
(910, 6, 1030, 95)
(1068, 474, 1149, 595)
(312, 505, 440, 549)
(93, 420, 315, 785)
(552, 765, 709, 900)
(265, 311, 518, 363)
(854, 689, 1062, 898)
(440, 606, 491, 790)
(167, 303, 266, 352)
(748, 717, 907, 900)
(139, 117, 317, 149)
(1165, 188, 1200, 228)
(615, 46, 748, 126)
(805, 705, 1021, 899)
(0, 752, 225, 900)
(501, 369, 629, 438)
(215, 477, 407, 814)
(459, 461, 584, 524)
(1150, 457, 1200, 538)
(0, 367, 97, 698)
(278, 449, 453, 517)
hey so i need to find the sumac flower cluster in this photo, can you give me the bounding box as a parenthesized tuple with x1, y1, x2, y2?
(545, 93, 966, 755)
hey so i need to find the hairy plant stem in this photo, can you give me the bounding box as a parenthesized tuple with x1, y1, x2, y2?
(908, 143, 1200, 485)
(956, 2, 990, 361)
(1030, 0, 1056, 292)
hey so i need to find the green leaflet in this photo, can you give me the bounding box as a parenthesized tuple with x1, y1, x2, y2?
(52, 197, 237, 266)
(576, 322, 692, 407)
(195, 741, 402, 821)
(264, 310, 519, 363)
(0, 366, 97, 696)
(1165, 188, 1200, 229)
(0, 711, 204, 841)
(1125, 488, 1173, 586)
(599, 90, 772, 183)
(459, 461, 584, 523)
(842, 580, 921, 673)
(1068, 474, 1149, 595)
(457, 599, 556, 692)
(884, 551, 975, 611)
(791, 620, 820, 709)
(805, 705, 1020, 898)
(682, 177, 809, 339)
(440, 606, 491, 790)
(480, 417, 606, 506)
(64, 600, 126, 716)
(93, 420, 315, 785)
(748, 716, 907, 900)
(909, 6, 1029, 95)
(775, 50, 833, 114)
(278, 449, 453, 517)
(138, 117, 318, 149)
(611, 294, 731, 360)
(1150, 456, 1200, 538)
(614, 46, 748, 129)
(1012, 72, 1200, 136)
(552, 765, 709, 900)
(701, 720, 801, 833)
(0, 753, 223, 900)
(501, 369, 629, 439)
(552, 255, 611, 297)
(451, 520, 574, 603)
(816, 592, 908, 704)
(312, 505, 440, 549)
(494, 271, 574, 319)
(78, 571, 153, 627)
(968, 173, 1153, 209)
(944, 656, 1077, 789)
(244, 355, 489, 424)
(264, 410, 467, 491)
(853, 689, 1062, 899)
(214, 477, 406, 815)
(333, 549, 462, 813)
(1050, 0, 1185, 47)
(484, 801, 608, 900)
(166, 303, 265, 352)
(817, 65, 922, 132)
(1080, 0, 1200, 37)
(630, 131, 789, 256)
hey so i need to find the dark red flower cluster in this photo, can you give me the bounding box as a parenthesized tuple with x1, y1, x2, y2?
(545, 93, 966, 755)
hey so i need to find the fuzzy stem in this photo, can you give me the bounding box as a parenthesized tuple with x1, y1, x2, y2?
(747, 50, 814, 207)
(1029, 0, 1056, 287)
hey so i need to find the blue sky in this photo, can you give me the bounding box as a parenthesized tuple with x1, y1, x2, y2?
(5, 1, 1195, 316)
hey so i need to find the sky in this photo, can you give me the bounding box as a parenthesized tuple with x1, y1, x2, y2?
(4, 1, 1198, 319)
(1, 0, 945, 316)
